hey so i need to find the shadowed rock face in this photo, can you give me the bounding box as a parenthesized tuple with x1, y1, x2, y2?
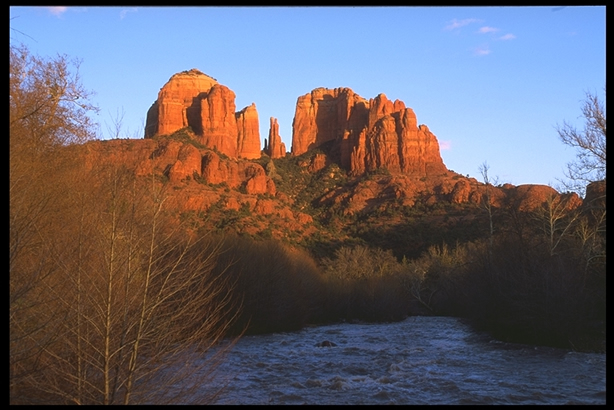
(144, 69, 261, 159)
(291, 88, 447, 177)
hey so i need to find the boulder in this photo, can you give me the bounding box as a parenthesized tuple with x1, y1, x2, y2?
(315, 340, 337, 347)
(583, 180, 605, 209)
(167, 143, 202, 183)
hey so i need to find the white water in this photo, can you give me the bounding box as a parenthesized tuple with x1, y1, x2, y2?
(193, 316, 605, 405)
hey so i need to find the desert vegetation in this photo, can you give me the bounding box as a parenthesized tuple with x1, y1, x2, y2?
(10, 43, 605, 404)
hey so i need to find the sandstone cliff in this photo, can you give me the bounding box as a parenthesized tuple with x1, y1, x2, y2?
(144, 69, 261, 159)
(291, 87, 447, 177)
(236, 103, 261, 159)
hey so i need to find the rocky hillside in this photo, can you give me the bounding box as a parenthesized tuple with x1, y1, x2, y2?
(87, 68, 584, 258)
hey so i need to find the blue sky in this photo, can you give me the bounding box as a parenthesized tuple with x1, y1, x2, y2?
(9, 6, 605, 190)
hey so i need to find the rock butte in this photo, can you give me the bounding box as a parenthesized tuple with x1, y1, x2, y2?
(144, 69, 261, 159)
(144, 70, 446, 178)
(132, 69, 584, 216)
(291, 87, 447, 177)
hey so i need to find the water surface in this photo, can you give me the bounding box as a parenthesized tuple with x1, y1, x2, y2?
(197, 316, 605, 405)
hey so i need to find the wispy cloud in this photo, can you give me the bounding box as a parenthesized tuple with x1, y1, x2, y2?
(447, 18, 514, 56)
(444, 18, 481, 31)
(439, 140, 452, 150)
(120, 8, 138, 20)
(473, 46, 491, 56)
(46, 6, 68, 17)
(478, 26, 499, 34)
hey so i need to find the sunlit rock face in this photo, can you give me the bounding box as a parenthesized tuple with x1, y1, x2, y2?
(236, 103, 262, 159)
(145, 69, 261, 159)
(265, 117, 287, 159)
(291, 87, 446, 176)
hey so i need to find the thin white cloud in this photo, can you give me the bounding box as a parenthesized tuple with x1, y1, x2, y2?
(499, 33, 516, 40)
(473, 46, 491, 56)
(46, 6, 68, 17)
(444, 18, 481, 31)
(120, 7, 138, 20)
(439, 141, 452, 150)
(478, 26, 499, 34)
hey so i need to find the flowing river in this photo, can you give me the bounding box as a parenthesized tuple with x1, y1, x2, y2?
(187, 316, 605, 405)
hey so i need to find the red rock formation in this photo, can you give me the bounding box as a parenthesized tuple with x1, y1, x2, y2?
(265, 117, 286, 159)
(308, 153, 329, 173)
(292, 87, 369, 157)
(199, 84, 239, 157)
(201, 150, 242, 187)
(511, 184, 560, 212)
(200, 150, 275, 195)
(80, 138, 275, 204)
(451, 179, 472, 204)
(291, 87, 446, 177)
(396, 113, 447, 175)
(145, 69, 261, 160)
(583, 180, 605, 208)
(243, 163, 268, 195)
(236, 103, 261, 159)
(167, 143, 202, 183)
(145, 69, 218, 137)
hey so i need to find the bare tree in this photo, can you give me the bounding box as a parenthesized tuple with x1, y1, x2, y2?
(10, 44, 99, 402)
(532, 193, 582, 256)
(555, 89, 606, 290)
(556, 90, 606, 195)
(12, 159, 239, 405)
(10, 45, 240, 404)
(478, 161, 499, 259)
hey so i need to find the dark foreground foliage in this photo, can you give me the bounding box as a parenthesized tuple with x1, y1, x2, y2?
(202, 192, 605, 352)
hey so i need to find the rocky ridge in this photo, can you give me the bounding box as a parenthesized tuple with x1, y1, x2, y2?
(86, 68, 587, 252)
(291, 87, 447, 176)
